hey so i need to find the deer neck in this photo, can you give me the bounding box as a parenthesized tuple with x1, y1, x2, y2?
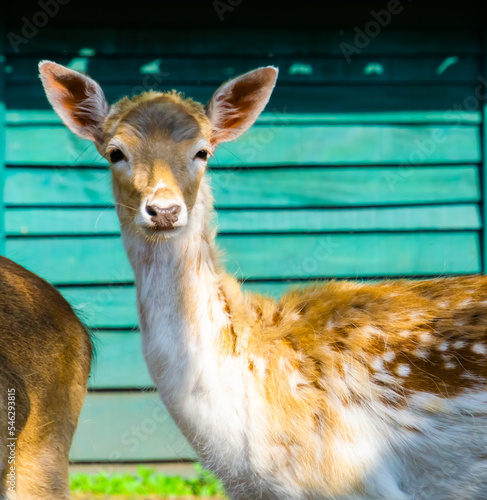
(119, 178, 233, 400)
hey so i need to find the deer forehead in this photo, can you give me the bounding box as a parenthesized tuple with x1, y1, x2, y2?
(105, 93, 211, 145)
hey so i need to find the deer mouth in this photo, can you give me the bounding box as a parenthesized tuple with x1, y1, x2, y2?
(139, 223, 183, 239)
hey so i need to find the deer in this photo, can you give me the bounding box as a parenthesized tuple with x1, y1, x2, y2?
(0, 255, 92, 500)
(39, 59, 487, 500)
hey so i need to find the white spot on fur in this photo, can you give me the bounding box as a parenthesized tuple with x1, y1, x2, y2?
(289, 311, 301, 321)
(419, 332, 433, 344)
(445, 362, 457, 369)
(471, 343, 486, 355)
(371, 357, 385, 372)
(396, 364, 411, 377)
(254, 357, 267, 378)
(413, 348, 429, 359)
(453, 340, 466, 349)
(289, 371, 307, 393)
(383, 351, 396, 363)
(437, 342, 449, 352)
(363, 325, 384, 337)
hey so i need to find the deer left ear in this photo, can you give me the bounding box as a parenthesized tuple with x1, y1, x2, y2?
(39, 60, 109, 145)
(205, 66, 278, 147)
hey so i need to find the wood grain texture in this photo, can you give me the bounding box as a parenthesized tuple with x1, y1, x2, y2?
(7, 83, 481, 113)
(70, 392, 196, 462)
(6, 205, 481, 236)
(5, 232, 481, 285)
(6, 124, 481, 166)
(4, 166, 481, 207)
(7, 56, 481, 84)
(6, 110, 482, 125)
(88, 332, 152, 389)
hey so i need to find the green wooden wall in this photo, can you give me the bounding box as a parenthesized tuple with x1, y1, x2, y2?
(1, 21, 486, 462)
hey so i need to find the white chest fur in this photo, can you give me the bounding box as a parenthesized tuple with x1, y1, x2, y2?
(125, 231, 254, 483)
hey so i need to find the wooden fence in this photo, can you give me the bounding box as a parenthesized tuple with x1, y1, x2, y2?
(1, 20, 486, 462)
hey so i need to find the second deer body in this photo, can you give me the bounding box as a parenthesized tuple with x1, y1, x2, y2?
(41, 61, 487, 499)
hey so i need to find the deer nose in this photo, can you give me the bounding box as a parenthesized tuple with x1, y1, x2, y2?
(145, 204, 181, 229)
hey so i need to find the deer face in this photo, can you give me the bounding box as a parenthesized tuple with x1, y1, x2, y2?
(104, 95, 213, 239)
(39, 62, 278, 241)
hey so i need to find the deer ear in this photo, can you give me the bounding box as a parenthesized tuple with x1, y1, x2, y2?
(205, 66, 278, 146)
(39, 60, 109, 145)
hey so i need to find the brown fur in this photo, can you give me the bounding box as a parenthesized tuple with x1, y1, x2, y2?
(0, 256, 92, 499)
(213, 276, 487, 493)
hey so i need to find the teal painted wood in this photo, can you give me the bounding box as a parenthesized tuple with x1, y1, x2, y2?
(5, 205, 482, 236)
(6, 110, 482, 125)
(88, 332, 153, 389)
(70, 392, 197, 462)
(4, 166, 481, 207)
(0, 21, 5, 255)
(483, 33, 487, 273)
(61, 287, 138, 329)
(8, 82, 481, 113)
(214, 206, 482, 233)
(5, 124, 481, 166)
(220, 233, 481, 279)
(6, 208, 120, 235)
(5, 232, 481, 285)
(7, 56, 481, 84)
(6, 28, 481, 56)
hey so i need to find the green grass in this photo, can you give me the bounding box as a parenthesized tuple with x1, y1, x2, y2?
(70, 464, 226, 497)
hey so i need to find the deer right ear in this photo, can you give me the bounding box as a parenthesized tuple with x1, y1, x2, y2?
(205, 66, 278, 147)
(39, 60, 109, 145)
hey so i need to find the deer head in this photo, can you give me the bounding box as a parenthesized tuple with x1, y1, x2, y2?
(39, 62, 278, 240)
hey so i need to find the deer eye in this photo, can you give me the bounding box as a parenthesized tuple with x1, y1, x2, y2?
(195, 150, 209, 161)
(109, 149, 126, 163)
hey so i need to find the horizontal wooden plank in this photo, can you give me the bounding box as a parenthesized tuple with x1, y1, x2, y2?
(61, 282, 301, 330)
(6, 208, 120, 235)
(6, 83, 481, 113)
(216, 205, 483, 233)
(89, 332, 152, 389)
(61, 287, 137, 329)
(7, 56, 481, 84)
(8, 28, 481, 56)
(5, 233, 481, 285)
(6, 124, 481, 166)
(70, 392, 196, 462)
(4, 166, 481, 208)
(6, 205, 483, 236)
(7, 110, 482, 125)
